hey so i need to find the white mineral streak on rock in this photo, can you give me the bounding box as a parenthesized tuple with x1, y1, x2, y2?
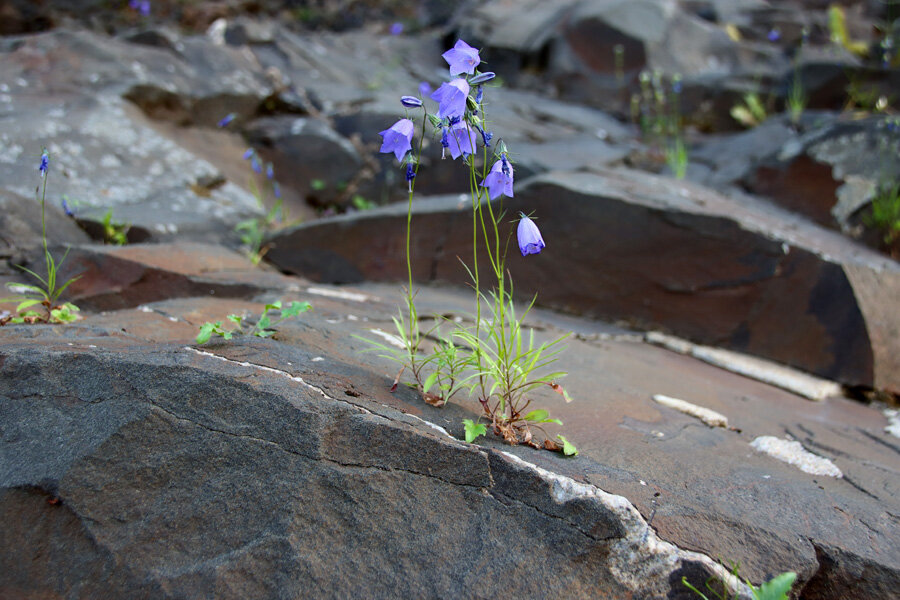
(885, 409, 900, 439)
(500, 452, 754, 600)
(185, 347, 457, 441)
(652, 394, 728, 428)
(367, 328, 405, 349)
(306, 286, 373, 302)
(185, 346, 347, 406)
(646, 331, 842, 401)
(750, 436, 843, 477)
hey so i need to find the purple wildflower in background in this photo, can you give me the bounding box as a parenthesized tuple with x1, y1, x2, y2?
(516, 213, 544, 256)
(475, 86, 484, 105)
(430, 79, 469, 120)
(446, 121, 476, 160)
(38, 149, 49, 177)
(481, 154, 513, 200)
(442, 40, 481, 76)
(378, 118, 415, 162)
(767, 27, 781, 42)
(217, 113, 235, 127)
(390, 22, 404, 36)
(130, 0, 150, 16)
(400, 95, 423, 108)
(61, 198, 74, 217)
(418, 81, 432, 97)
(405, 162, 416, 191)
(251, 155, 262, 174)
(266, 163, 274, 179)
(242, 148, 254, 160)
(273, 182, 282, 198)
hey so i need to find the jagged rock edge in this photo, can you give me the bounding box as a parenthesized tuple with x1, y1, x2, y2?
(496, 451, 755, 599)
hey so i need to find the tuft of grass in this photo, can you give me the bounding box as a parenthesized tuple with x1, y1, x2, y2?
(865, 181, 900, 246)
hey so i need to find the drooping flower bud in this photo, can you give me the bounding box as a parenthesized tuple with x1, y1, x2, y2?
(516, 213, 544, 256)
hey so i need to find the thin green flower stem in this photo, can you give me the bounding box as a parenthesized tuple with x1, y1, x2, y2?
(401, 111, 430, 382)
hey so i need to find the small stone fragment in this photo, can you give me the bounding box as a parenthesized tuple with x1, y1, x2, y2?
(652, 394, 728, 428)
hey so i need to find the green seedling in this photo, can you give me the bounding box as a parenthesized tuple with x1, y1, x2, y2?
(196, 300, 311, 344)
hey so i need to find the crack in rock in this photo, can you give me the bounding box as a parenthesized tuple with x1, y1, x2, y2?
(499, 451, 755, 599)
(184, 346, 456, 441)
(184, 346, 368, 411)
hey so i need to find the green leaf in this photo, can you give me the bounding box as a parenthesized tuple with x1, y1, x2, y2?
(223, 331, 233, 340)
(463, 419, 487, 444)
(264, 301, 282, 311)
(557, 435, 578, 456)
(227, 314, 242, 324)
(422, 372, 438, 394)
(196, 322, 216, 344)
(50, 305, 79, 323)
(256, 315, 271, 330)
(255, 329, 275, 338)
(752, 572, 796, 600)
(282, 301, 312, 317)
(15, 299, 42, 313)
(522, 409, 549, 422)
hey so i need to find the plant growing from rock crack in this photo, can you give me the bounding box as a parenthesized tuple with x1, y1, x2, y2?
(683, 566, 796, 600)
(196, 300, 311, 344)
(1, 149, 80, 325)
(862, 117, 900, 255)
(361, 40, 576, 454)
(632, 70, 689, 178)
(218, 115, 298, 264)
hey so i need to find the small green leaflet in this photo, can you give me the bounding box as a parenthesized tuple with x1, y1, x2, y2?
(462, 419, 487, 444)
(556, 434, 578, 456)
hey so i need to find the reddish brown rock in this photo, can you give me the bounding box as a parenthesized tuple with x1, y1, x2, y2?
(265, 169, 900, 391)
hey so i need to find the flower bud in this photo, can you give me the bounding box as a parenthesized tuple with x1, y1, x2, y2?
(469, 71, 495, 85)
(401, 95, 423, 108)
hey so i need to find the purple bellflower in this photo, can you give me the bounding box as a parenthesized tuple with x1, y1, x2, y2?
(446, 121, 477, 160)
(273, 182, 282, 198)
(38, 149, 49, 177)
(266, 163, 275, 180)
(481, 154, 513, 200)
(61, 197, 74, 217)
(378, 118, 415, 162)
(418, 81, 432, 97)
(401, 95, 423, 108)
(767, 27, 781, 42)
(217, 113, 236, 127)
(242, 148, 254, 160)
(430, 79, 469, 120)
(442, 40, 481, 76)
(516, 213, 545, 256)
(251, 155, 262, 174)
(390, 22, 404, 36)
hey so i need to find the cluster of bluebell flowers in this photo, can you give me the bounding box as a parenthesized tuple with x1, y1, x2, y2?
(368, 39, 575, 454)
(378, 39, 544, 256)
